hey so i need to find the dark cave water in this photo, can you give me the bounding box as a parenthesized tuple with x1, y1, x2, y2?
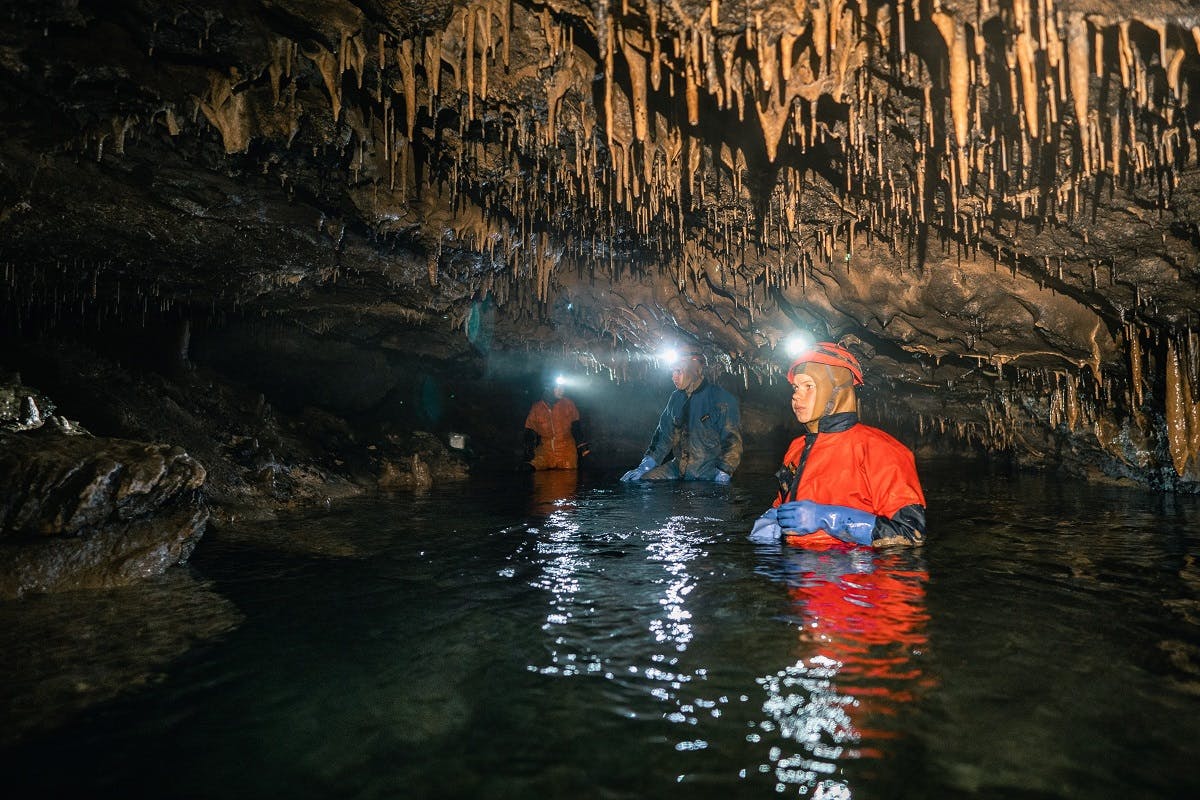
(3, 457, 1200, 800)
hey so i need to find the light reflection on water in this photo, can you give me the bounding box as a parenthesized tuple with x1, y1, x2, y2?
(2, 460, 1199, 799)
(514, 471, 936, 798)
(753, 549, 931, 795)
(644, 515, 702, 650)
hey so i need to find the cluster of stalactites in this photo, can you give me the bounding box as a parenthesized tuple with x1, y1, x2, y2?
(373, 3, 1189, 312)
(901, 362, 1103, 452)
(866, 350, 1182, 466)
(992, 330, 1200, 480)
(913, 407, 1023, 454)
(0, 259, 188, 334)
(95, 2, 1193, 316)
(934, 1, 1197, 220)
(70, 2, 1199, 361)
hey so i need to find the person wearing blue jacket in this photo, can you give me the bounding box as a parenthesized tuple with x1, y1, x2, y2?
(620, 349, 742, 484)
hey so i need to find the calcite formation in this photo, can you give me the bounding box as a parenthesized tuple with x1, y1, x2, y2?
(1, 0, 1198, 488)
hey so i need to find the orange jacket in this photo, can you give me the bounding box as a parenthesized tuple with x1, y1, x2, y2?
(524, 397, 580, 470)
(772, 414, 925, 549)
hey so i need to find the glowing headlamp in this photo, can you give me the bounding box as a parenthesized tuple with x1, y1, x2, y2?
(783, 331, 815, 358)
(659, 346, 706, 369)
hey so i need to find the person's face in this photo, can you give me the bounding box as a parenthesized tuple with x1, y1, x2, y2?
(790, 372, 824, 426)
(671, 358, 702, 390)
(790, 363, 856, 429)
(552, 385, 565, 400)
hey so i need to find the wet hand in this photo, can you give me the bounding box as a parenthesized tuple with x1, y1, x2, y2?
(777, 500, 877, 545)
(748, 507, 782, 543)
(620, 455, 656, 482)
(775, 500, 821, 534)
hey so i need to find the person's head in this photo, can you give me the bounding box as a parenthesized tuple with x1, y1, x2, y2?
(786, 342, 863, 431)
(540, 377, 566, 403)
(668, 349, 706, 392)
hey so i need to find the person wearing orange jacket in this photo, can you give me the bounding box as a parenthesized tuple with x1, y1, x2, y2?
(748, 341, 925, 548)
(523, 378, 588, 470)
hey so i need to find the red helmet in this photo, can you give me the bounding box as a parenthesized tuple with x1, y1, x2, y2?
(787, 342, 864, 385)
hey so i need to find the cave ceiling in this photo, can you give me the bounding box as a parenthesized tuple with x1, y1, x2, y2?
(3, 0, 1200, 480)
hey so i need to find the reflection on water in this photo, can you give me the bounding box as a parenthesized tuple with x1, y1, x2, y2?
(645, 516, 702, 651)
(518, 475, 936, 797)
(527, 469, 581, 515)
(0, 570, 242, 746)
(528, 470, 592, 674)
(1, 461, 1199, 800)
(754, 549, 930, 795)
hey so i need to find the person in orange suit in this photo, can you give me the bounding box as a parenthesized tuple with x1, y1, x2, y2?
(523, 377, 588, 470)
(749, 341, 925, 548)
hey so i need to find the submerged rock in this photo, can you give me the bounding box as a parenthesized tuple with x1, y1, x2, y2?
(0, 569, 242, 744)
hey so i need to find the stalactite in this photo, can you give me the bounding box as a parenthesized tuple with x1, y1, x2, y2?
(465, 6, 477, 121)
(477, 3, 491, 101)
(1165, 336, 1200, 477)
(1128, 324, 1144, 408)
(197, 70, 250, 153)
(603, 11, 617, 152)
(933, 11, 969, 188)
(1066, 14, 1091, 175)
(305, 43, 342, 122)
(424, 32, 442, 114)
(1014, 4, 1039, 140)
(621, 30, 650, 143)
(395, 39, 418, 141)
(1189, 332, 1200, 472)
(346, 33, 367, 90)
(1066, 372, 1080, 431)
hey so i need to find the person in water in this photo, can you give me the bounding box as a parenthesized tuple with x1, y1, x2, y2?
(523, 377, 588, 470)
(620, 348, 742, 483)
(749, 341, 925, 547)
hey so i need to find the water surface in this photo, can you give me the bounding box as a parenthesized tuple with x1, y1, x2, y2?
(3, 458, 1199, 799)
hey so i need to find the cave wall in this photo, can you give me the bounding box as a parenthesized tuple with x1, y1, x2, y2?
(1, 0, 1199, 491)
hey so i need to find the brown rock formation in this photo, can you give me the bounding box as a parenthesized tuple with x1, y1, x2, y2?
(0, 0, 1198, 490)
(0, 430, 208, 598)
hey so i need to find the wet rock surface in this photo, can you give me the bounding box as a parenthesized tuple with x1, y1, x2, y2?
(0, 434, 205, 536)
(0, 427, 209, 599)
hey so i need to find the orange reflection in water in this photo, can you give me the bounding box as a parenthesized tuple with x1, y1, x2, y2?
(784, 548, 931, 755)
(528, 470, 579, 514)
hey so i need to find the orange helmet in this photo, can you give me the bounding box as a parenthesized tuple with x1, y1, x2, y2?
(787, 342, 864, 385)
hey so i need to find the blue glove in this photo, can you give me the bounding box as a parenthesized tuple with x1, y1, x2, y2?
(748, 507, 782, 543)
(714, 469, 731, 484)
(620, 455, 657, 482)
(776, 500, 878, 546)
